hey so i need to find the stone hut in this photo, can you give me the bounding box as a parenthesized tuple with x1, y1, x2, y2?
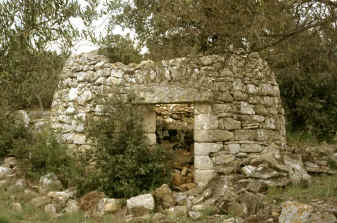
(51, 50, 287, 186)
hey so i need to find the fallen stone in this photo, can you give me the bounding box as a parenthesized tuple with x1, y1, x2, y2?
(127, 193, 155, 217)
(40, 173, 63, 192)
(284, 154, 311, 185)
(103, 198, 122, 214)
(153, 184, 176, 208)
(0, 166, 12, 179)
(238, 191, 264, 216)
(44, 204, 57, 217)
(79, 191, 105, 213)
(188, 211, 202, 220)
(48, 191, 74, 208)
(64, 200, 79, 213)
(31, 196, 51, 207)
(171, 172, 185, 187)
(242, 165, 280, 179)
(279, 201, 313, 223)
(179, 183, 197, 191)
(228, 201, 248, 217)
(246, 181, 268, 193)
(11, 202, 23, 212)
(3, 157, 17, 169)
(167, 206, 188, 217)
(174, 192, 187, 206)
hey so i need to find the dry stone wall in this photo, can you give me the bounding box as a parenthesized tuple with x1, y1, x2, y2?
(51, 50, 286, 186)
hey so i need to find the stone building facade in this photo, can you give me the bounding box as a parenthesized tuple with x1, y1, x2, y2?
(51, 50, 286, 186)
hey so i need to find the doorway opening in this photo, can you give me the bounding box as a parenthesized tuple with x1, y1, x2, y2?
(154, 104, 195, 191)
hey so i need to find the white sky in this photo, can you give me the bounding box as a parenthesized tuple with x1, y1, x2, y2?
(70, 16, 134, 55)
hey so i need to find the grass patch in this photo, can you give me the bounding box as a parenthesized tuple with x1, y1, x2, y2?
(287, 130, 320, 147)
(267, 174, 337, 203)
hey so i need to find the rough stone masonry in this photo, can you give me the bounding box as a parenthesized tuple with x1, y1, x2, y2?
(51, 50, 287, 186)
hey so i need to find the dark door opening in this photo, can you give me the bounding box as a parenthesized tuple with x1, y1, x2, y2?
(154, 104, 195, 191)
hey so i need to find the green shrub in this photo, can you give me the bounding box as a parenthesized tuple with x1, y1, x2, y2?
(14, 129, 79, 188)
(0, 50, 66, 110)
(0, 216, 10, 223)
(82, 92, 171, 198)
(97, 34, 144, 65)
(0, 110, 32, 158)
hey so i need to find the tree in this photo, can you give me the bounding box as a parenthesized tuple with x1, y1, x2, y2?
(104, 0, 337, 60)
(0, 0, 98, 109)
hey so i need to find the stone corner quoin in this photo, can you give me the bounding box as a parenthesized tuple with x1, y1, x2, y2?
(51, 50, 287, 186)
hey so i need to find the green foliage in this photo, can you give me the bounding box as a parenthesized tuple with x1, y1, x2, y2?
(0, 216, 10, 223)
(0, 111, 32, 158)
(327, 158, 337, 170)
(82, 92, 171, 198)
(97, 34, 144, 64)
(0, 0, 98, 110)
(105, 0, 337, 60)
(16, 130, 79, 187)
(266, 30, 337, 141)
(0, 50, 66, 109)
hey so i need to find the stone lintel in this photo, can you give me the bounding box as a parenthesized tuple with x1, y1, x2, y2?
(133, 86, 214, 104)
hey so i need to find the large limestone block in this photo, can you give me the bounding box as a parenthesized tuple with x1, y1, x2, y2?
(194, 104, 212, 115)
(234, 130, 258, 141)
(212, 152, 235, 165)
(194, 170, 216, 186)
(194, 130, 234, 142)
(240, 144, 264, 153)
(212, 104, 232, 114)
(194, 114, 218, 130)
(127, 194, 155, 216)
(219, 118, 241, 130)
(194, 143, 223, 156)
(141, 106, 156, 133)
(226, 144, 240, 154)
(195, 156, 214, 170)
(239, 102, 255, 115)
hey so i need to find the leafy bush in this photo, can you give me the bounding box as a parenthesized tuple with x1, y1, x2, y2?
(0, 50, 66, 110)
(82, 92, 171, 198)
(97, 34, 144, 65)
(0, 110, 32, 158)
(266, 30, 337, 142)
(18, 130, 79, 187)
(0, 105, 78, 188)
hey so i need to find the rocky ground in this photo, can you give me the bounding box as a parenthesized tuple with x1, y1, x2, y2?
(2, 107, 337, 222)
(0, 142, 337, 223)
